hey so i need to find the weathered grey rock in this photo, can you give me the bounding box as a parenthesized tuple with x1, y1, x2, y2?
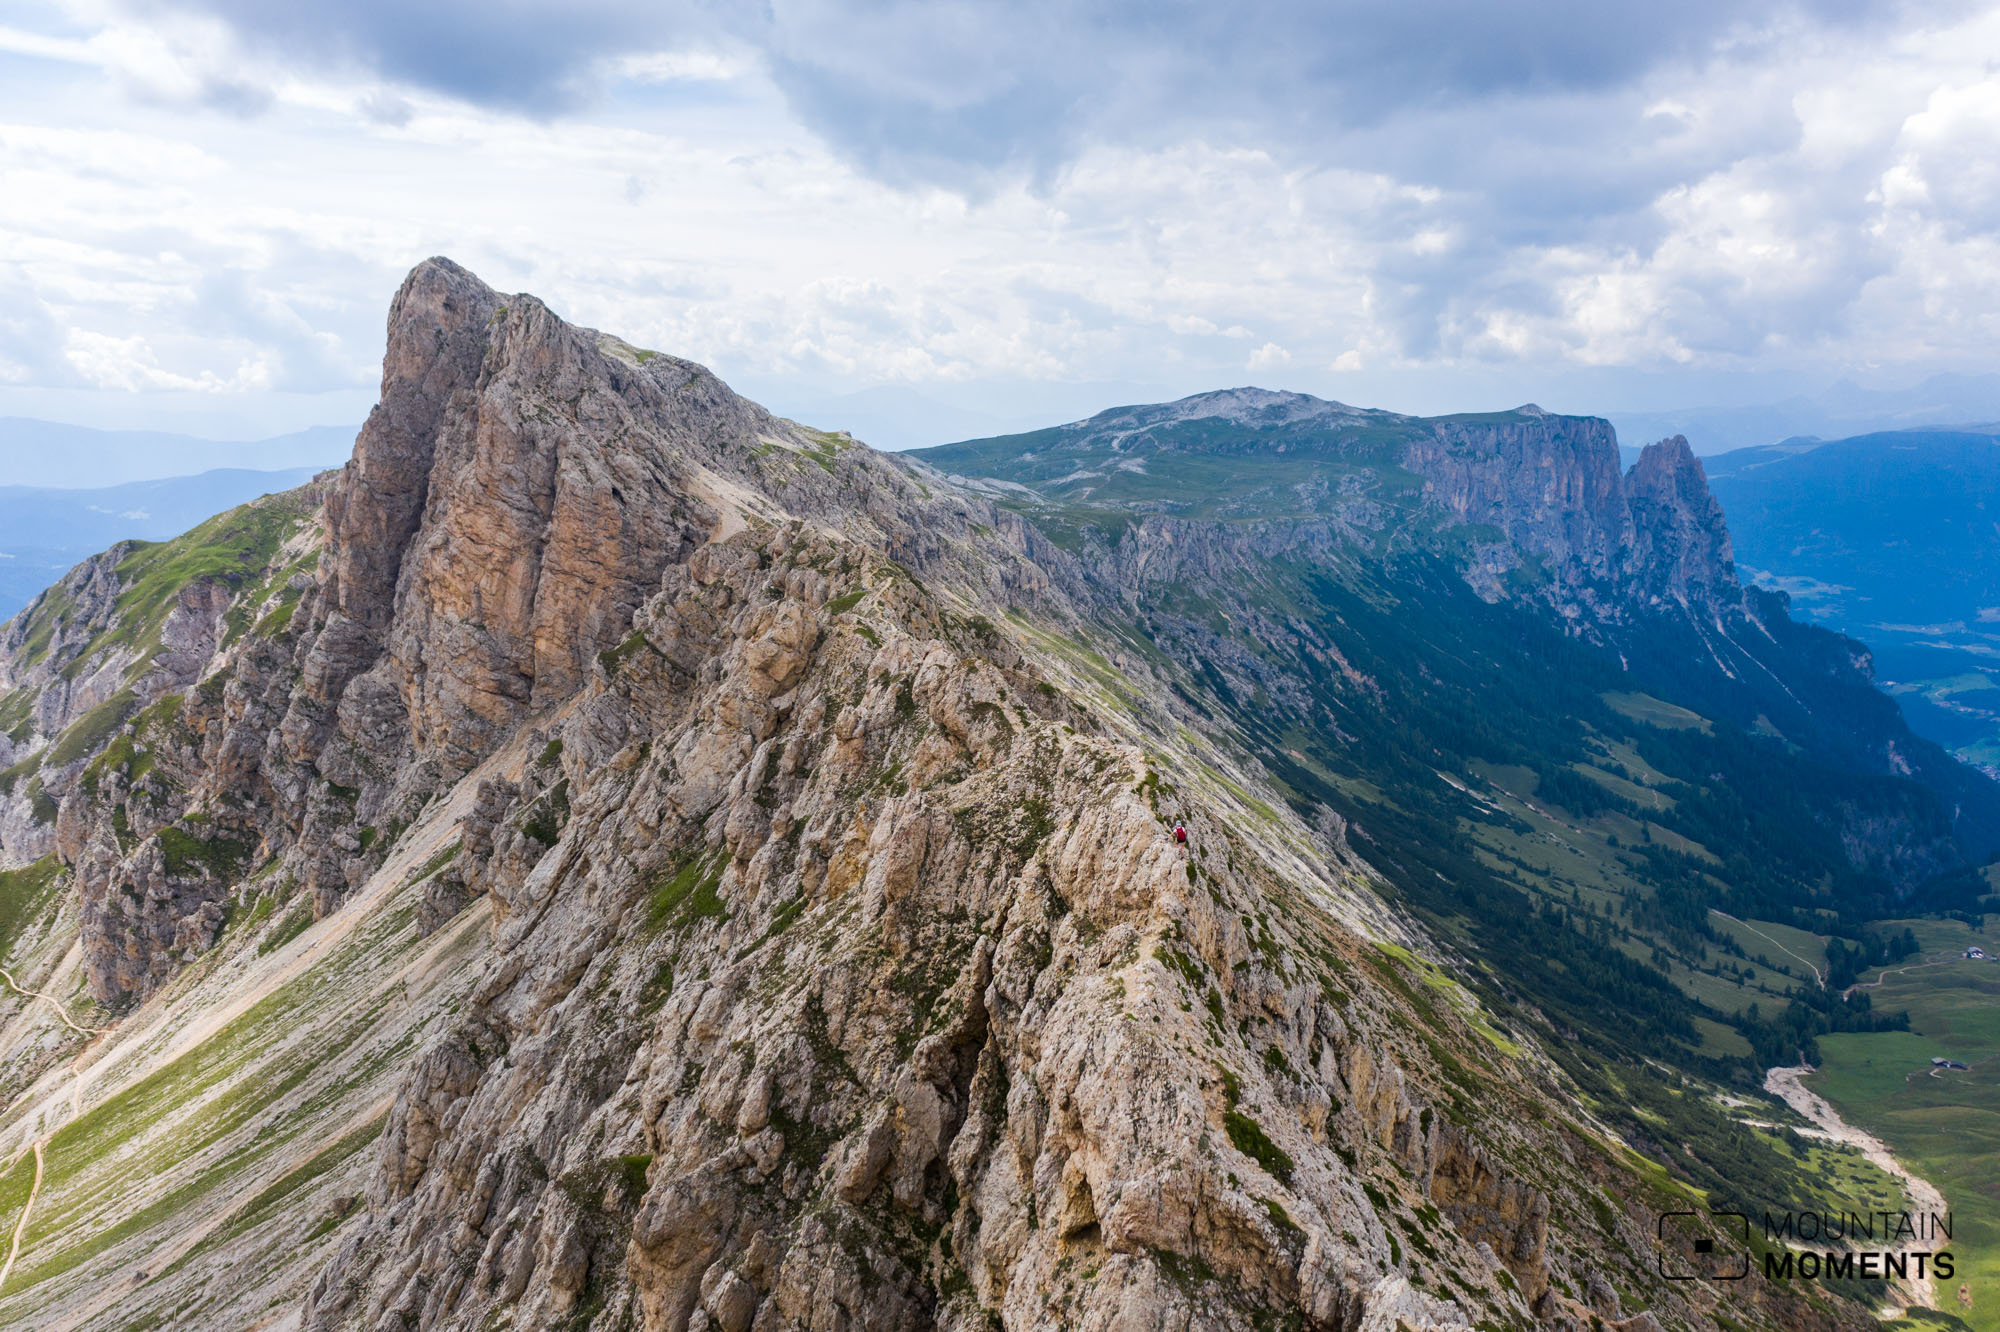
(1624, 435, 1737, 610)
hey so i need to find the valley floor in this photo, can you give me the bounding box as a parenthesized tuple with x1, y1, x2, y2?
(1806, 921, 2000, 1332)
(1763, 1063, 1946, 1315)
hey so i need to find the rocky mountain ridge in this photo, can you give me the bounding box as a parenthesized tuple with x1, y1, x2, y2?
(916, 392, 2000, 866)
(0, 260, 1939, 1332)
(920, 390, 1738, 619)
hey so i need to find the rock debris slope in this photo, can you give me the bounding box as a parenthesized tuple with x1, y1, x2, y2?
(0, 260, 1874, 1332)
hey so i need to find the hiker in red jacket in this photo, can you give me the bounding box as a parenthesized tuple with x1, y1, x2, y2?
(1172, 821, 1188, 854)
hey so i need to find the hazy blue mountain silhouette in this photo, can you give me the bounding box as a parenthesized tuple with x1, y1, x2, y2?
(0, 467, 325, 622)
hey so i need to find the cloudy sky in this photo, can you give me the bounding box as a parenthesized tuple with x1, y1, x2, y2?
(3, 0, 2000, 450)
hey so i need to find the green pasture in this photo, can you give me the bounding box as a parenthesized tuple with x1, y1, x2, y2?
(1812, 924, 2000, 1329)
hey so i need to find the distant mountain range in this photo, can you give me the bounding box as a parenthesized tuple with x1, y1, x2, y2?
(0, 467, 328, 623)
(7, 372, 1988, 485)
(762, 386, 1055, 452)
(1701, 424, 2000, 776)
(1607, 372, 2000, 454)
(0, 418, 354, 488)
(759, 372, 2000, 459)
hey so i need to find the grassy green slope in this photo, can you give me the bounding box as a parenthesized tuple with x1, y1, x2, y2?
(913, 400, 1440, 525)
(7, 493, 311, 680)
(0, 797, 488, 1330)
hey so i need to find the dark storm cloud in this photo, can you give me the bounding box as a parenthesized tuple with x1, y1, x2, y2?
(130, 0, 663, 112)
(34, 0, 1986, 410)
(757, 0, 1891, 180)
(132, 0, 1920, 179)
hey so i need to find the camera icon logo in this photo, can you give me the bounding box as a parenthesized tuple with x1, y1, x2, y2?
(1657, 1210, 1750, 1280)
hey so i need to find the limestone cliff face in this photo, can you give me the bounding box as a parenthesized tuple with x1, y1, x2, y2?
(265, 270, 1789, 1332)
(1405, 409, 1633, 593)
(915, 390, 1751, 629)
(312, 259, 738, 776)
(1403, 417, 1742, 622)
(17, 258, 1001, 1007)
(1622, 435, 1738, 612)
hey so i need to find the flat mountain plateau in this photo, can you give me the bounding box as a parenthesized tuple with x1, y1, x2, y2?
(0, 259, 1990, 1332)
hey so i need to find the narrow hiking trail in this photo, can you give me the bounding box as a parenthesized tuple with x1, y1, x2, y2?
(1843, 955, 1953, 1000)
(0, 947, 111, 1297)
(0, 1141, 43, 1295)
(0, 966, 105, 1038)
(0, 1035, 100, 1298)
(1712, 910, 1825, 987)
(1765, 1064, 1945, 1315)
